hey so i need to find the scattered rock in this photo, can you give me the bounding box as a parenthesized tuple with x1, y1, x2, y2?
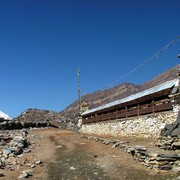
(35, 160, 42, 165)
(18, 172, 29, 179)
(112, 142, 121, 148)
(172, 142, 180, 149)
(172, 167, 180, 172)
(4, 164, 15, 171)
(24, 169, 33, 176)
(24, 149, 31, 153)
(3, 149, 11, 155)
(135, 145, 147, 151)
(57, 145, 62, 148)
(0, 173, 5, 177)
(69, 166, 76, 170)
(31, 164, 36, 168)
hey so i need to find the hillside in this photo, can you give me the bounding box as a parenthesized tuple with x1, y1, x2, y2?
(14, 108, 61, 122)
(61, 65, 180, 119)
(13, 108, 71, 128)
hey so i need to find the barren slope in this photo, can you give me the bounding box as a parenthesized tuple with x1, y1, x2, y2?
(61, 65, 180, 119)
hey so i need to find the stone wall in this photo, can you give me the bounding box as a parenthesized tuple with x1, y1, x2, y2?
(172, 104, 180, 119)
(82, 135, 180, 171)
(0, 121, 58, 130)
(80, 111, 176, 139)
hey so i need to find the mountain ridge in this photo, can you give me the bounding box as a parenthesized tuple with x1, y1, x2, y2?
(61, 65, 180, 119)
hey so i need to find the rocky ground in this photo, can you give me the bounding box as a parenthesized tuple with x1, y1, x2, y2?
(0, 128, 180, 180)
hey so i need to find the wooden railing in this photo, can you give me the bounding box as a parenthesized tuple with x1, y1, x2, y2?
(82, 99, 173, 124)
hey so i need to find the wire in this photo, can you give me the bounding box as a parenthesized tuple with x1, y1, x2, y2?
(108, 35, 180, 87)
(82, 35, 180, 96)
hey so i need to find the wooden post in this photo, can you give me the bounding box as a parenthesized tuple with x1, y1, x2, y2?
(137, 104, 140, 117)
(78, 68, 81, 116)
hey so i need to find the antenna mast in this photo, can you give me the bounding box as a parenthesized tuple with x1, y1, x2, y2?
(78, 67, 81, 116)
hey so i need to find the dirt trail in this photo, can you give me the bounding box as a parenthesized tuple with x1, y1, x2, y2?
(1, 128, 178, 180)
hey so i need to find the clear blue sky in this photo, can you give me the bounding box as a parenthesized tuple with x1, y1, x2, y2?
(0, 0, 180, 118)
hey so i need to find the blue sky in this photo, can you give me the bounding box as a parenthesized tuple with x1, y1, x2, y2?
(0, 0, 180, 118)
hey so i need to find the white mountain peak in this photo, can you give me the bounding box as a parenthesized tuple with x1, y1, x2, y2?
(0, 111, 12, 120)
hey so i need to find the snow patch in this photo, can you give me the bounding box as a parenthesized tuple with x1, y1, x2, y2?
(0, 111, 12, 120)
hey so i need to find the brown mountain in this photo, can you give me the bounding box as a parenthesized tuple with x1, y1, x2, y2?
(139, 65, 180, 91)
(13, 108, 71, 128)
(14, 108, 62, 122)
(61, 65, 180, 119)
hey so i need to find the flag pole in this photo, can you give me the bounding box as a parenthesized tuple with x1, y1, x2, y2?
(78, 67, 81, 116)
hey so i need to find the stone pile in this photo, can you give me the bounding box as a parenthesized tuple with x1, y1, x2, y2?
(0, 129, 44, 178)
(156, 137, 180, 150)
(82, 136, 180, 172)
(0, 130, 30, 170)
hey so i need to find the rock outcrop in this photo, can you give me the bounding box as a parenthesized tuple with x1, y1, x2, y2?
(13, 108, 68, 129)
(161, 109, 180, 137)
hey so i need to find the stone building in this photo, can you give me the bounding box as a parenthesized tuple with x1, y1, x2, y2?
(80, 78, 180, 138)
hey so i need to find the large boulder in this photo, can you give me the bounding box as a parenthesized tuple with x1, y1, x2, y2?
(161, 110, 180, 137)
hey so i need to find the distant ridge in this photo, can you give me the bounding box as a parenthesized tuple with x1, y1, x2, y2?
(139, 65, 180, 91)
(61, 65, 180, 119)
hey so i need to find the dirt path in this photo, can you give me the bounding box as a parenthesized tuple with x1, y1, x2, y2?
(1, 128, 178, 180)
(45, 130, 179, 180)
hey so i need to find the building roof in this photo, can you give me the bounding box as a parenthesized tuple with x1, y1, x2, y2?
(82, 78, 178, 116)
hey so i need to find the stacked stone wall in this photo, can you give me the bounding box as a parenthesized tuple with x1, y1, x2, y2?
(173, 104, 180, 119)
(80, 111, 176, 139)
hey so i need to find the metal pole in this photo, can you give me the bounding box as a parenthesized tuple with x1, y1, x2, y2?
(78, 67, 81, 116)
